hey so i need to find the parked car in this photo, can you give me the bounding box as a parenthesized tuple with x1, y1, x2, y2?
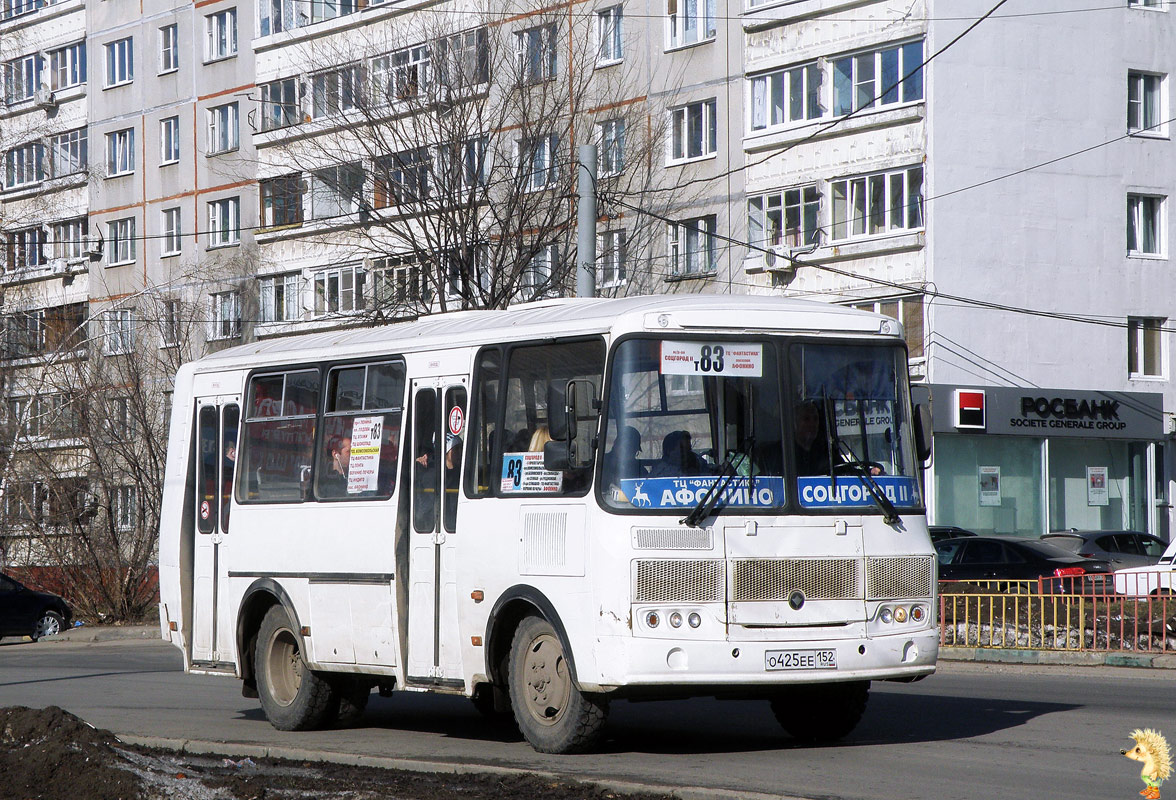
(1041, 530, 1168, 570)
(929, 525, 979, 544)
(1112, 539, 1176, 597)
(935, 535, 1111, 592)
(0, 573, 73, 642)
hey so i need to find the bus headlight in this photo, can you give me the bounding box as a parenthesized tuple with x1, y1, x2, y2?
(878, 607, 893, 624)
(688, 612, 702, 628)
(910, 605, 926, 623)
(669, 612, 683, 628)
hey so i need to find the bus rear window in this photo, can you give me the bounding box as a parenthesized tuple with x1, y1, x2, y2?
(239, 369, 320, 503)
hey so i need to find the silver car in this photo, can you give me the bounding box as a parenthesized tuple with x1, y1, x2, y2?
(1040, 530, 1168, 570)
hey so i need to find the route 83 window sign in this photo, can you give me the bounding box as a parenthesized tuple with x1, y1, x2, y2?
(660, 341, 763, 377)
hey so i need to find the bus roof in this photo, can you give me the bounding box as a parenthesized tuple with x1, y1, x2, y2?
(191, 293, 896, 372)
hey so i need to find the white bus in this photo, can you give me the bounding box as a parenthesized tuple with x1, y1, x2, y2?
(158, 294, 938, 754)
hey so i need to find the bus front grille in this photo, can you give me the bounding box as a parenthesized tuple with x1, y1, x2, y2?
(634, 559, 725, 603)
(730, 558, 860, 601)
(866, 556, 934, 599)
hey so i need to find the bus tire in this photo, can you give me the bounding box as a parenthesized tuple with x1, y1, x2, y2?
(770, 681, 869, 743)
(256, 605, 336, 731)
(507, 615, 607, 754)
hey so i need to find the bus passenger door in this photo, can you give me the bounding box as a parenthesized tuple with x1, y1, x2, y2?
(191, 397, 240, 668)
(407, 378, 467, 683)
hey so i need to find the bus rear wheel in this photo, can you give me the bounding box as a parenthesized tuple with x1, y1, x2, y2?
(770, 680, 869, 743)
(507, 616, 607, 754)
(256, 605, 337, 731)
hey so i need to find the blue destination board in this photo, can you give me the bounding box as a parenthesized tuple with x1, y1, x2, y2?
(618, 476, 785, 509)
(797, 475, 919, 508)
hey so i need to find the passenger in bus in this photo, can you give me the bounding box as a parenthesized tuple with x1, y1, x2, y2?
(649, 430, 708, 477)
(320, 435, 351, 495)
(603, 425, 646, 485)
(528, 425, 552, 452)
(793, 402, 831, 475)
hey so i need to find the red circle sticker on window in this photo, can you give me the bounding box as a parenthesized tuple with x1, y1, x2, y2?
(448, 406, 464, 436)
(199, 500, 210, 520)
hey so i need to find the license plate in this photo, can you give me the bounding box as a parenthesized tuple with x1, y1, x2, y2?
(765, 649, 837, 671)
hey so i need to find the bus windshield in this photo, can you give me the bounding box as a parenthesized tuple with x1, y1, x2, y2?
(600, 337, 921, 514)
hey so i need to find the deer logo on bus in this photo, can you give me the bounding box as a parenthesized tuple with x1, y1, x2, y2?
(630, 482, 651, 507)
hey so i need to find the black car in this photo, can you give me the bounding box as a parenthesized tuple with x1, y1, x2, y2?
(929, 525, 979, 544)
(0, 573, 72, 641)
(935, 536, 1111, 592)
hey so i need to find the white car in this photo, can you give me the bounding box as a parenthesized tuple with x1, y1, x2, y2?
(1113, 539, 1176, 597)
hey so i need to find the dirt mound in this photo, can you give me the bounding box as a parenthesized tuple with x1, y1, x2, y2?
(0, 706, 143, 800)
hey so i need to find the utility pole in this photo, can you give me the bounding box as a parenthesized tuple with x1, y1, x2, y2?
(576, 144, 597, 298)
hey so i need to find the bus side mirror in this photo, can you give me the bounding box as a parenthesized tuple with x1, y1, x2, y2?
(914, 403, 933, 465)
(547, 382, 569, 441)
(543, 439, 573, 471)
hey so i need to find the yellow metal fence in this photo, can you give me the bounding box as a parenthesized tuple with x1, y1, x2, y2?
(938, 577, 1176, 653)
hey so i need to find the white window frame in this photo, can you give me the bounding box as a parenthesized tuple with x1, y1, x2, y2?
(105, 128, 135, 177)
(207, 197, 241, 248)
(829, 166, 924, 243)
(49, 42, 85, 91)
(521, 243, 558, 295)
(668, 98, 717, 163)
(103, 309, 134, 355)
(312, 264, 367, 316)
(516, 134, 559, 191)
(209, 290, 241, 340)
(598, 118, 625, 176)
(667, 215, 716, 276)
(750, 62, 822, 132)
(4, 142, 44, 188)
(667, 0, 715, 49)
(1129, 317, 1167, 379)
(311, 65, 362, 119)
(106, 217, 136, 265)
(1128, 71, 1166, 136)
(831, 40, 924, 118)
(515, 23, 557, 84)
(204, 8, 238, 63)
(115, 485, 136, 530)
(162, 207, 181, 256)
(160, 116, 180, 164)
(258, 0, 299, 36)
(435, 26, 489, 89)
(748, 185, 821, 250)
(104, 37, 133, 88)
(1128, 0, 1164, 9)
(159, 24, 179, 74)
(597, 6, 623, 65)
(5, 53, 41, 104)
(52, 218, 86, 261)
(1128, 193, 1165, 256)
(598, 229, 627, 287)
(48, 128, 86, 179)
(310, 163, 363, 220)
(259, 272, 301, 323)
(260, 77, 298, 131)
(207, 102, 239, 154)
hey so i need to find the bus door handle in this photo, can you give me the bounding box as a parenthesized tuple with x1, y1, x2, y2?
(432, 531, 447, 546)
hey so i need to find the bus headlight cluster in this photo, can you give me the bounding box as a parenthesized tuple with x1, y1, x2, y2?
(876, 604, 927, 625)
(644, 610, 704, 629)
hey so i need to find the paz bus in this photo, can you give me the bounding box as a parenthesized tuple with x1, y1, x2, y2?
(157, 294, 938, 753)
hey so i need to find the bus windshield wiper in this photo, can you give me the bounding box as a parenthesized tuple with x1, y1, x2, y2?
(835, 440, 900, 525)
(681, 451, 743, 528)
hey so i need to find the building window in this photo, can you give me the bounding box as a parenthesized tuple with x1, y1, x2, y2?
(515, 23, 557, 84)
(2, 0, 39, 20)
(598, 119, 625, 176)
(435, 26, 489, 88)
(669, 99, 717, 162)
(4, 227, 46, 271)
(438, 136, 487, 192)
(162, 299, 182, 346)
(668, 215, 716, 275)
(373, 45, 431, 103)
(103, 309, 134, 354)
(49, 42, 86, 90)
(260, 174, 303, 228)
(4, 310, 44, 357)
(160, 116, 180, 164)
(159, 24, 179, 73)
(668, 0, 715, 48)
(598, 229, 627, 287)
(260, 78, 298, 131)
(259, 272, 301, 323)
(162, 208, 181, 256)
(310, 163, 364, 220)
(521, 244, 558, 296)
(106, 128, 135, 176)
(1128, 194, 1164, 256)
(48, 129, 86, 179)
(207, 197, 241, 247)
(750, 63, 822, 131)
(1128, 71, 1164, 135)
(375, 148, 431, 207)
(849, 296, 924, 360)
(52, 218, 87, 261)
(311, 0, 357, 23)
(829, 165, 924, 242)
(209, 291, 241, 339)
(516, 134, 559, 191)
(205, 9, 238, 62)
(313, 264, 367, 316)
(1129, 317, 1166, 379)
(5, 53, 41, 104)
(597, 6, 623, 65)
(105, 37, 133, 87)
(832, 41, 923, 117)
(311, 65, 362, 119)
(258, 0, 298, 36)
(207, 102, 239, 154)
(4, 142, 44, 188)
(1128, 0, 1164, 8)
(107, 218, 136, 265)
(372, 256, 426, 308)
(115, 485, 136, 531)
(748, 185, 821, 250)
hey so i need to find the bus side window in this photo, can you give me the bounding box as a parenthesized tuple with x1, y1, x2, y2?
(238, 369, 320, 503)
(465, 348, 501, 498)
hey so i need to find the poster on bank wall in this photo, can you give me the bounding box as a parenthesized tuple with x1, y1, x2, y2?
(1087, 466, 1109, 507)
(979, 466, 1001, 507)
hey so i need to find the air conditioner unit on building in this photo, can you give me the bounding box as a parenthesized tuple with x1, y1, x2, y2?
(34, 84, 56, 109)
(763, 245, 794, 272)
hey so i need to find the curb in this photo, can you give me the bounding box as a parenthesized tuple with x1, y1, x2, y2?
(116, 735, 811, 800)
(939, 646, 1176, 669)
(37, 625, 160, 644)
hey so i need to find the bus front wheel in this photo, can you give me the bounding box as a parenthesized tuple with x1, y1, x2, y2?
(256, 605, 337, 731)
(770, 680, 869, 743)
(507, 616, 607, 753)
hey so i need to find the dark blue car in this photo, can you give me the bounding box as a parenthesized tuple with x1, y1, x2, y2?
(0, 573, 72, 641)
